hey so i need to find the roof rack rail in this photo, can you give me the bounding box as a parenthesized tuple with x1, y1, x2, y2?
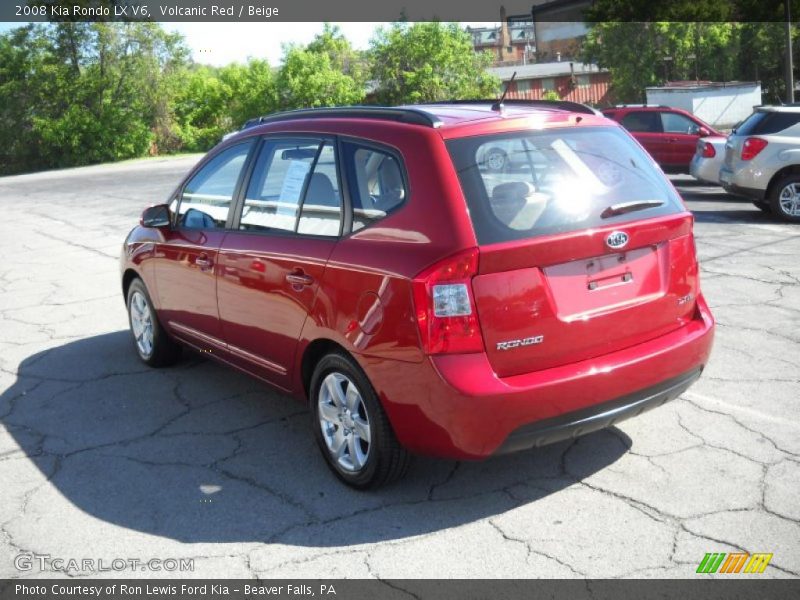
(421, 99, 600, 116)
(613, 104, 669, 108)
(241, 106, 443, 130)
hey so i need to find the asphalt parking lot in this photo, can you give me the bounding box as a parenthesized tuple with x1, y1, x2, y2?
(0, 157, 798, 580)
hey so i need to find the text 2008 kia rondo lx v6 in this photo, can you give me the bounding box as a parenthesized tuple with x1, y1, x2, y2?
(121, 101, 715, 488)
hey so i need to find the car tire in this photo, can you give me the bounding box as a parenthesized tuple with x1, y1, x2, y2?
(310, 352, 410, 488)
(126, 278, 181, 367)
(753, 200, 772, 213)
(484, 148, 507, 172)
(769, 174, 800, 222)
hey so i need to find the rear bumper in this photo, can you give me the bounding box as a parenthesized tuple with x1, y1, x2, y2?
(361, 294, 714, 460)
(690, 156, 722, 184)
(720, 181, 765, 200)
(495, 367, 701, 455)
(719, 166, 767, 200)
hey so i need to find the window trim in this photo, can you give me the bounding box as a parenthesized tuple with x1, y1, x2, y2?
(172, 139, 257, 231)
(229, 133, 346, 239)
(337, 135, 411, 237)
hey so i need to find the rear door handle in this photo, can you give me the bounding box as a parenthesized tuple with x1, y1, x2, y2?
(286, 272, 314, 287)
(195, 253, 213, 270)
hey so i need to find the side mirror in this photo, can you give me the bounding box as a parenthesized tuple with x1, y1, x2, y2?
(697, 126, 711, 137)
(140, 204, 171, 228)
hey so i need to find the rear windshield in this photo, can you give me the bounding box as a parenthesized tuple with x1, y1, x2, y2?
(735, 111, 800, 136)
(446, 126, 684, 244)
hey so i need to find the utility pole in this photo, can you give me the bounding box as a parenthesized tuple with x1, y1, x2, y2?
(786, 0, 794, 103)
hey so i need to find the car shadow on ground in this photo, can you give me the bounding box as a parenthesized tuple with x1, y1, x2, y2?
(0, 331, 630, 545)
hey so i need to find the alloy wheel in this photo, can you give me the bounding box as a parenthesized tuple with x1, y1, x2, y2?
(778, 183, 800, 217)
(318, 372, 371, 472)
(129, 290, 154, 358)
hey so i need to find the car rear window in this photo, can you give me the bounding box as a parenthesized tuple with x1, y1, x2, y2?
(736, 111, 800, 135)
(447, 126, 684, 244)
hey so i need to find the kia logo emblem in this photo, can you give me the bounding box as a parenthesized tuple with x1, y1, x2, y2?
(606, 231, 629, 249)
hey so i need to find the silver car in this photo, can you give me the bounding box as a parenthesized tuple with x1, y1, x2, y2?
(718, 106, 800, 222)
(690, 135, 727, 184)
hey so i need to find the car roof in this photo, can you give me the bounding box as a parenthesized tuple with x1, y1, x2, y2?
(755, 105, 800, 113)
(236, 101, 607, 138)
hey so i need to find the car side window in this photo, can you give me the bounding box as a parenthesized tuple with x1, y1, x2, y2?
(176, 142, 253, 229)
(621, 111, 663, 133)
(342, 142, 407, 232)
(661, 112, 698, 134)
(297, 143, 342, 236)
(239, 139, 342, 237)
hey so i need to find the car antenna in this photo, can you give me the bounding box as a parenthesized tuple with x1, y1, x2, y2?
(492, 72, 516, 113)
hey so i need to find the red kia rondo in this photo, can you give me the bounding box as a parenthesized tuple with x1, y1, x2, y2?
(120, 100, 714, 488)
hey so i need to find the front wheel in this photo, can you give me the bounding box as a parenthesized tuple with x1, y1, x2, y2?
(769, 175, 800, 222)
(310, 353, 410, 488)
(126, 278, 181, 367)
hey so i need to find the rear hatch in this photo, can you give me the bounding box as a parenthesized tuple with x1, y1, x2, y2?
(447, 125, 698, 378)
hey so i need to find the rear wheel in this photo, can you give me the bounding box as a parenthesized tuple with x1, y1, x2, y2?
(769, 175, 800, 222)
(310, 352, 410, 488)
(126, 278, 181, 367)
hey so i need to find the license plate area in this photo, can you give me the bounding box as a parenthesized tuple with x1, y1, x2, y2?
(543, 244, 668, 321)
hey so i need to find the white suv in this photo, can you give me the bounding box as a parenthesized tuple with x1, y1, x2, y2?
(719, 106, 800, 222)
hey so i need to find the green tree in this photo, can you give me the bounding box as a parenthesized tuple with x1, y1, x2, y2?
(307, 23, 367, 86)
(369, 22, 499, 105)
(171, 65, 230, 151)
(0, 22, 190, 173)
(220, 59, 278, 128)
(276, 46, 365, 109)
(0, 26, 45, 173)
(583, 22, 741, 103)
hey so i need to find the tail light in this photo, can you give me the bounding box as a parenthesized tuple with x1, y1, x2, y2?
(741, 137, 768, 161)
(701, 142, 716, 158)
(412, 248, 484, 354)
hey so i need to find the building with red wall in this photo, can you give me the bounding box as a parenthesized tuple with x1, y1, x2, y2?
(489, 62, 611, 106)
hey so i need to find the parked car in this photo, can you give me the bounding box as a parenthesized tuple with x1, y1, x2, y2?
(121, 101, 715, 488)
(690, 135, 728, 184)
(719, 105, 800, 221)
(603, 105, 723, 172)
(476, 137, 545, 172)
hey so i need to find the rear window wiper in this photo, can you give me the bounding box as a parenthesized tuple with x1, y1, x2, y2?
(600, 200, 664, 219)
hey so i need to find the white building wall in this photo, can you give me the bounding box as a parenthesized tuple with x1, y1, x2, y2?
(646, 83, 762, 129)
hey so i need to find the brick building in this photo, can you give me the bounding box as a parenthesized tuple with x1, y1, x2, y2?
(488, 61, 611, 106)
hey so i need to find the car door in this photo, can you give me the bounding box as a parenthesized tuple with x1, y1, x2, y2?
(660, 111, 702, 168)
(619, 111, 665, 164)
(216, 136, 342, 389)
(155, 141, 255, 347)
